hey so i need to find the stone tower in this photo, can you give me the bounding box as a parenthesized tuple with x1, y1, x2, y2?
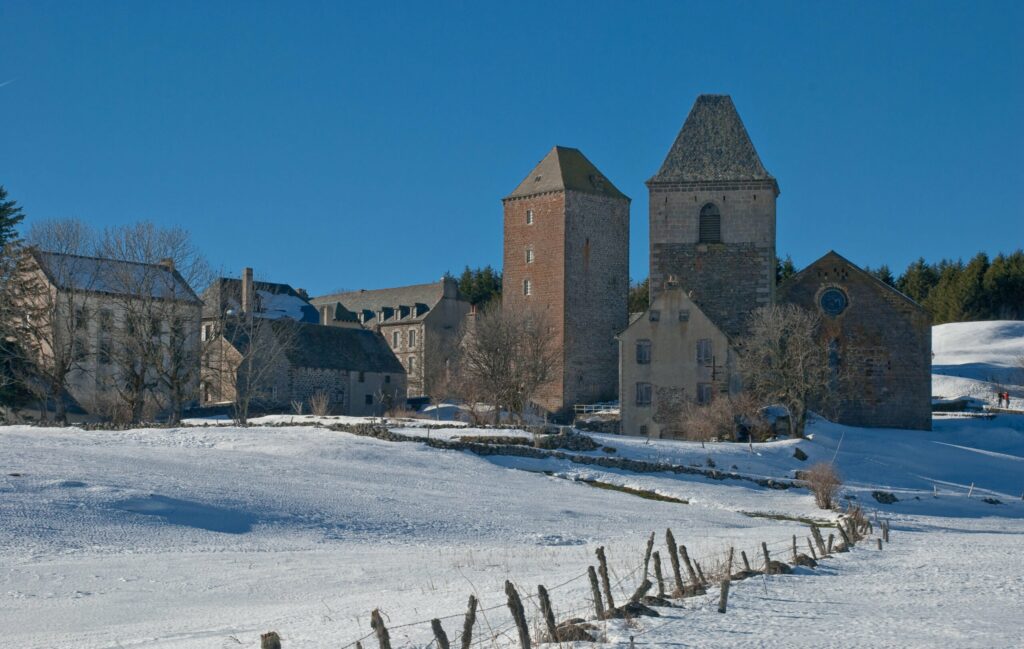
(647, 95, 779, 340)
(503, 146, 630, 419)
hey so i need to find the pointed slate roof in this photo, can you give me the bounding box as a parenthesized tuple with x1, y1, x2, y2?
(649, 95, 774, 184)
(505, 146, 628, 200)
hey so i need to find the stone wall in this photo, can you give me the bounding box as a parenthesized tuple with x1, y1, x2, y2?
(648, 180, 776, 340)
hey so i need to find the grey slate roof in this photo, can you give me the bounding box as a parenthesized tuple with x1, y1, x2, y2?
(649, 95, 774, 184)
(202, 277, 320, 323)
(32, 250, 200, 304)
(781, 250, 929, 314)
(311, 281, 443, 325)
(224, 319, 405, 374)
(505, 146, 628, 200)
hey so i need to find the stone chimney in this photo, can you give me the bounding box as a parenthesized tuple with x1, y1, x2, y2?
(441, 275, 458, 299)
(241, 267, 254, 315)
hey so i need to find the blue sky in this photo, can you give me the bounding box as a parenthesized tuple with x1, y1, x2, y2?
(1, 1, 1021, 294)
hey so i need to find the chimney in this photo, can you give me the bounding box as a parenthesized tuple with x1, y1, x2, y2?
(241, 267, 254, 315)
(441, 275, 458, 299)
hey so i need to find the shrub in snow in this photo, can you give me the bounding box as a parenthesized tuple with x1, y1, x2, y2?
(805, 463, 842, 510)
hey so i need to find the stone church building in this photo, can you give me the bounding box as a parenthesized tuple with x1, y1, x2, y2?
(503, 146, 629, 419)
(618, 94, 931, 436)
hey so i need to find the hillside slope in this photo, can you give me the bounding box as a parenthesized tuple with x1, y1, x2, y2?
(932, 320, 1024, 407)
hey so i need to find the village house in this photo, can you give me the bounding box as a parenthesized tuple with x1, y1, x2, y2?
(200, 267, 406, 415)
(618, 277, 741, 438)
(311, 277, 470, 398)
(9, 249, 202, 420)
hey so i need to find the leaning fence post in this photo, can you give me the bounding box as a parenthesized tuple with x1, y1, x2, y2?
(726, 547, 734, 577)
(811, 525, 827, 556)
(717, 579, 730, 613)
(827, 533, 835, 554)
(741, 550, 751, 572)
(261, 632, 282, 649)
(370, 609, 392, 649)
(643, 531, 655, 577)
(538, 585, 559, 641)
(652, 551, 666, 597)
(761, 542, 771, 573)
(665, 528, 685, 596)
(596, 546, 616, 610)
(431, 619, 450, 649)
(807, 538, 817, 561)
(461, 594, 477, 649)
(504, 581, 531, 649)
(877, 538, 883, 551)
(792, 535, 798, 561)
(837, 522, 852, 548)
(678, 544, 701, 587)
(694, 561, 707, 586)
(587, 565, 605, 619)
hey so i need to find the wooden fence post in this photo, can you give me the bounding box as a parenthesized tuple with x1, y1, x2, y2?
(538, 585, 559, 641)
(261, 632, 282, 649)
(761, 542, 771, 573)
(717, 580, 730, 614)
(629, 579, 652, 604)
(827, 534, 835, 554)
(837, 522, 852, 548)
(461, 594, 477, 649)
(678, 544, 700, 587)
(596, 546, 616, 610)
(652, 551, 666, 597)
(505, 581, 531, 649)
(665, 528, 685, 596)
(807, 538, 817, 561)
(370, 609, 392, 649)
(877, 538, 883, 551)
(694, 561, 707, 586)
(643, 531, 655, 577)
(741, 550, 751, 572)
(431, 619, 450, 649)
(727, 547, 734, 577)
(587, 565, 605, 619)
(811, 525, 827, 556)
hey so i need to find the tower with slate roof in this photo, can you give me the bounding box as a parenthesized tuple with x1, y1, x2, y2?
(647, 95, 779, 340)
(503, 146, 630, 418)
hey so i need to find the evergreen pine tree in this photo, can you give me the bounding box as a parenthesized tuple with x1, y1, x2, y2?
(897, 257, 939, 303)
(776, 254, 797, 285)
(0, 186, 25, 247)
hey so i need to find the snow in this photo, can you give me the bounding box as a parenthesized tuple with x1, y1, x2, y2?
(2, 415, 1023, 648)
(932, 320, 1024, 408)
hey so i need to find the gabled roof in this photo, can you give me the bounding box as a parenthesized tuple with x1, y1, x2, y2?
(31, 249, 200, 304)
(649, 95, 775, 184)
(223, 319, 405, 374)
(505, 146, 628, 201)
(202, 277, 320, 323)
(781, 250, 929, 314)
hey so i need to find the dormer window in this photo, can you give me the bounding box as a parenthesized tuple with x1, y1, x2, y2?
(526, 209, 534, 225)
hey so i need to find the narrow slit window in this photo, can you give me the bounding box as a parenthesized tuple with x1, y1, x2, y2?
(698, 203, 721, 243)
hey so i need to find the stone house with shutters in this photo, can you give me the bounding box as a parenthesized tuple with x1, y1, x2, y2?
(618, 277, 741, 438)
(502, 146, 630, 420)
(310, 277, 470, 398)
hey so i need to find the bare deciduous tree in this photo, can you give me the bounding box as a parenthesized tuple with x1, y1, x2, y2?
(739, 304, 837, 437)
(451, 304, 558, 424)
(678, 393, 766, 447)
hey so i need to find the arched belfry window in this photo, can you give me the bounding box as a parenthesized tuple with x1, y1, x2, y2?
(698, 203, 721, 243)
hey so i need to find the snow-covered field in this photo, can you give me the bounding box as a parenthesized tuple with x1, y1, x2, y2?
(933, 320, 1024, 408)
(2, 413, 1023, 648)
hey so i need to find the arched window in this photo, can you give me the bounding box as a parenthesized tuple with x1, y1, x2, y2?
(698, 203, 721, 243)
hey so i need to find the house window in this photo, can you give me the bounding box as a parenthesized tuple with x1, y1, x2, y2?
(636, 339, 651, 364)
(408, 329, 417, 348)
(358, 371, 365, 383)
(202, 323, 213, 341)
(98, 337, 112, 365)
(392, 331, 400, 348)
(699, 203, 721, 243)
(365, 394, 373, 405)
(697, 339, 713, 365)
(639, 425, 648, 436)
(525, 248, 534, 264)
(74, 307, 88, 330)
(635, 382, 652, 406)
(408, 356, 416, 373)
(526, 209, 534, 225)
(384, 375, 391, 384)
(678, 310, 690, 322)
(649, 310, 660, 322)
(523, 279, 532, 296)
(697, 382, 713, 405)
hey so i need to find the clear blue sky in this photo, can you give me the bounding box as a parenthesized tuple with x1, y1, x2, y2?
(2, 1, 1021, 295)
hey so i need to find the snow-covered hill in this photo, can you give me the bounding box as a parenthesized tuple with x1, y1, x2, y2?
(932, 320, 1024, 408)
(2, 414, 1023, 648)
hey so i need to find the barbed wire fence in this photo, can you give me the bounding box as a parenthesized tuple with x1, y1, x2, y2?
(256, 504, 888, 649)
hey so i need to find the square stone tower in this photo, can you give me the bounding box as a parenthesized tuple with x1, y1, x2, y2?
(647, 95, 779, 340)
(503, 146, 630, 419)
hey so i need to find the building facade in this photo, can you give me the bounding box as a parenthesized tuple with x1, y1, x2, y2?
(503, 146, 630, 419)
(778, 251, 932, 430)
(311, 277, 470, 398)
(618, 278, 740, 438)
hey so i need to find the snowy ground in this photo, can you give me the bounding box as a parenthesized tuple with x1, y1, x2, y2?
(932, 320, 1024, 408)
(2, 413, 1023, 648)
